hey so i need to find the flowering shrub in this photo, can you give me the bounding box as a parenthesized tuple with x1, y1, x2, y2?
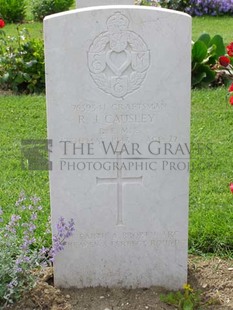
(156, 0, 233, 16)
(192, 33, 225, 87)
(0, 0, 26, 23)
(0, 18, 5, 28)
(158, 0, 190, 11)
(0, 192, 75, 307)
(0, 26, 45, 94)
(185, 0, 233, 16)
(227, 42, 233, 57)
(229, 84, 233, 105)
(216, 41, 233, 104)
(32, 0, 74, 21)
(219, 56, 230, 67)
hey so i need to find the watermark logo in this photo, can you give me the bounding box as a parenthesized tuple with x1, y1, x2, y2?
(20, 139, 214, 172)
(21, 139, 52, 171)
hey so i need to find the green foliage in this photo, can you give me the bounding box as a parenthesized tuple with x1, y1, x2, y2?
(0, 0, 26, 23)
(139, 0, 161, 6)
(32, 0, 74, 21)
(140, 0, 153, 6)
(192, 33, 225, 87)
(0, 27, 45, 94)
(160, 285, 201, 310)
(159, 0, 189, 10)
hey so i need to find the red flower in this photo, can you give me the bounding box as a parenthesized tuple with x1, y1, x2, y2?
(229, 96, 233, 105)
(230, 183, 233, 193)
(219, 56, 230, 67)
(229, 83, 233, 92)
(0, 19, 5, 28)
(227, 42, 233, 57)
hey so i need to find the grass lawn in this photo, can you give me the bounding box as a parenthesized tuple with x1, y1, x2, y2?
(192, 16, 233, 42)
(0, 95, 50, 234)
(5, 22, 43, 40)
(189, 88, 233, 255)
(0, 14, 233, 256)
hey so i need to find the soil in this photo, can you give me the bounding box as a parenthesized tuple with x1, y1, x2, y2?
(7, 256, 233, 310)
(0, 89, 13, 95)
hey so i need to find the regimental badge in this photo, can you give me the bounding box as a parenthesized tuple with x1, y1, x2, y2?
(88, 12, 150, 98)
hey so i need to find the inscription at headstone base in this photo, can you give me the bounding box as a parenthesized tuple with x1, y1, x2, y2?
(44, 4, 191, 289)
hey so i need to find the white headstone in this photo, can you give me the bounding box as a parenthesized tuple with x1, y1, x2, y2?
(77, 0, 134, 8)
(44, 6, 191, 290)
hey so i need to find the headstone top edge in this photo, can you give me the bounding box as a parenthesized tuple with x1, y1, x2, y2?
(44, 6, 191, 23)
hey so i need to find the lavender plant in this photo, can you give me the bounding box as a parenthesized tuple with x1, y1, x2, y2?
(0, 192, 75, 307)
(49, 217, 75, 261)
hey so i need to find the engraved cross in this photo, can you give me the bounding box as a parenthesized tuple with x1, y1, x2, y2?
(96, 153, 143, 226)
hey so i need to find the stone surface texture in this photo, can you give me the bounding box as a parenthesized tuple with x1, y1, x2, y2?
(44, 6, 191, 290)
(77, 0, 134, 8)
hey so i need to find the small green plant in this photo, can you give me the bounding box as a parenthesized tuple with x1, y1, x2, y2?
(140, 0, 153, 6)
(32, 0, 74, 21)
(0, 26, 45, 94)
(0, 192, 75, 307)
(192, 33, 225, 88)
(139, 0, 161, 6)
(0, 0, 26, 23)
(158, 0, 190, 11)
(160, 284, 201, 310)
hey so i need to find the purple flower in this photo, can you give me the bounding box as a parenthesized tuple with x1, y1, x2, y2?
(16, 267, 23, 273)
(29, 223, 36, 232)
(183, 0, 233, 16)
(11, 215, 21, 222)
(15, 191, 26, 207)
(30, 195, 41, 205)
(39, 246, 49, 256)
(6, 214, 21, 233)
(8, 280, 18, 289)
(23, 256, 31, 263)
(16, 258, 23, 265)
(49, 217, 75, 261)
(31, 213, 38, 220)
